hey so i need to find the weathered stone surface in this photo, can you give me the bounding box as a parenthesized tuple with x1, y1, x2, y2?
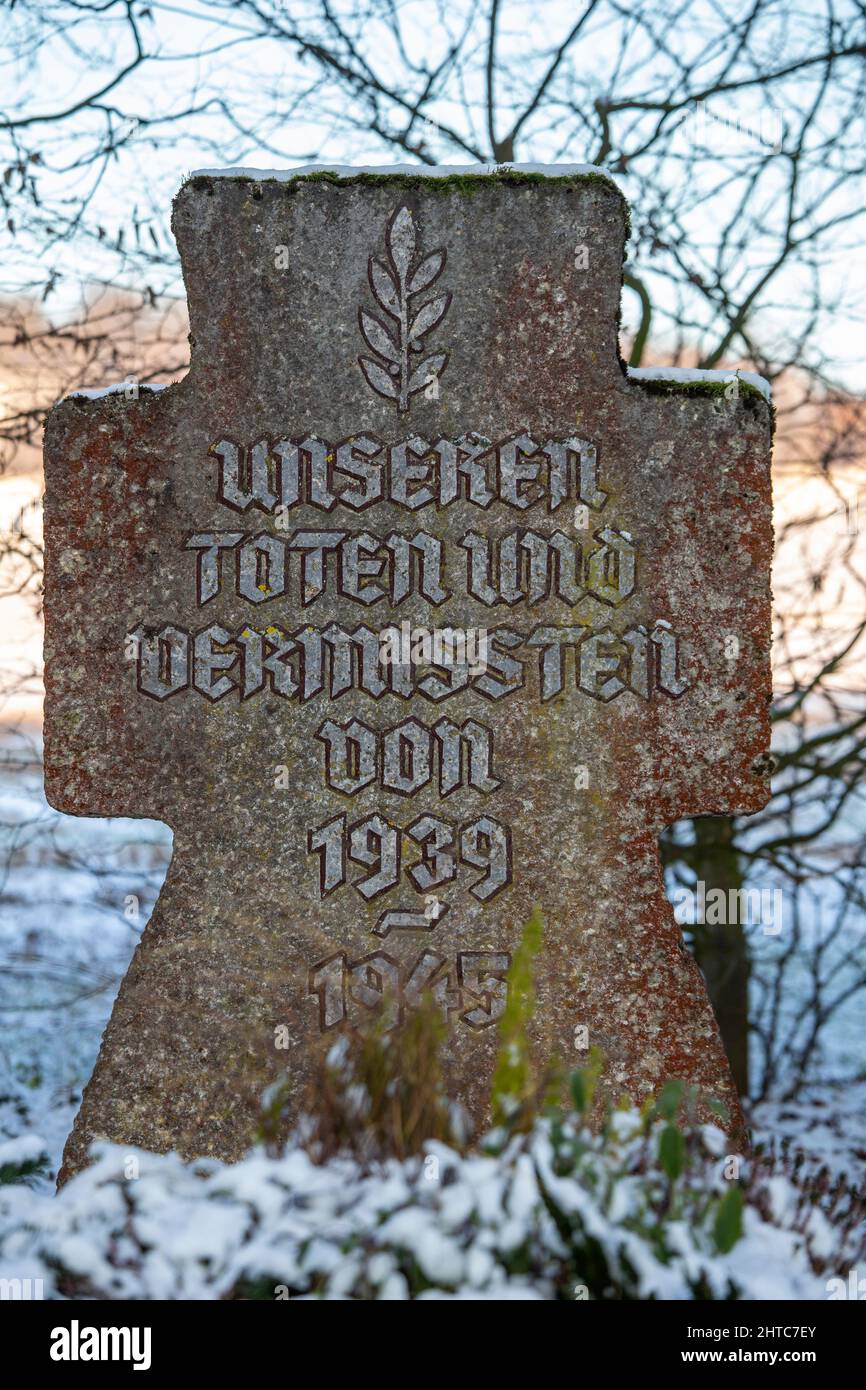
(44, 166, 773, 1179)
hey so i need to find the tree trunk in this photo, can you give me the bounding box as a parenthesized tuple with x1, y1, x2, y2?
(689, 815, 750, 1098)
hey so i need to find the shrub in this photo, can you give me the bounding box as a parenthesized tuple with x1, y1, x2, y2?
(0, 915, 860, 1299)
(0, 1094, 856, 1299)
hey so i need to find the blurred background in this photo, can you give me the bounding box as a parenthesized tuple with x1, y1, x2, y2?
(0, 0, 864, 1184)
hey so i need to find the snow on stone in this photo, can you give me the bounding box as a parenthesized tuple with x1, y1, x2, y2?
(68, 383, 171, 401)
(190, 161, 617, 183)
(628, 364, 772, 402)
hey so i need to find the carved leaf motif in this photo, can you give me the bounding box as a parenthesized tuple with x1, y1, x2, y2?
(408, 352, 447, 395)
(359, 204, 450, 410)
(388, 206, 415, 278)
(369, 257, 400, 316)
(359, 356, 399, 399)
(359, 310, 400, 363)
(407, 250, 445, 295)
(409, 293, 450, 343)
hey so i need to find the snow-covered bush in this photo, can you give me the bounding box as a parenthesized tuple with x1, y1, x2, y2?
(0, 1081, 858, 1300)
(0, 917, 860, 1300)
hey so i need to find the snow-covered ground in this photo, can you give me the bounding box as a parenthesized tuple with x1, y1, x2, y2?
(0, 727, 169, 1178)
(752, 1084, 866, 1192)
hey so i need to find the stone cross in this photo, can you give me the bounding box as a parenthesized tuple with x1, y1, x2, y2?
(44, 166, 773, 1178)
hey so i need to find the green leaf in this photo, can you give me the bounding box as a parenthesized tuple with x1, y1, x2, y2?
(713, 1186, 744, 1253)
(656, 1079, 685, 1121)
(659, 1123, 686, 1182)
(568, 1047, 604, 1119)
(490, 907, 544, 1128)
(570, 1070, 586, 1113)
(706, 1097, 731, 1125)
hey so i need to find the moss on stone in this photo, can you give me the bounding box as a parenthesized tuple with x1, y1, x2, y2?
(631, 375, 774, 413)
(634, 375, 778, 439)
(183, 166, 624, 204)
(291, 166, 617, 192)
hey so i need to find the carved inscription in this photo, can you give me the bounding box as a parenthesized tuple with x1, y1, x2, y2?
(125, 215, 695, 1040)
(128, 421, 690, 1037)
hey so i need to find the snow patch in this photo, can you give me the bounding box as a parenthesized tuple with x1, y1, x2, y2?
(628, 365, 772, 402)
(68, 383, 171, 401)
(0, 1133, 48, 1167)
(189, 161, 617, 184)
(0, 1113, 847, 1300)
